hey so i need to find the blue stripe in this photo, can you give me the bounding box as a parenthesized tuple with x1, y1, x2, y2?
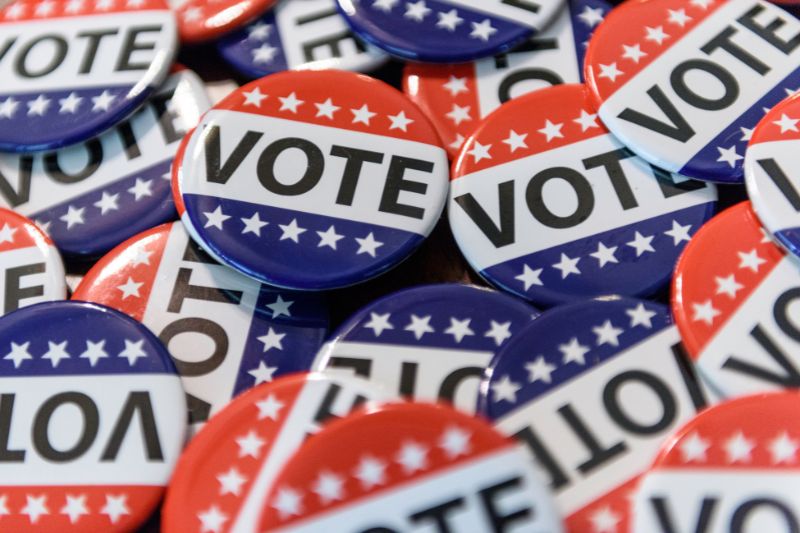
(216, 10, 290, 79)
(568, 0, 611, 80)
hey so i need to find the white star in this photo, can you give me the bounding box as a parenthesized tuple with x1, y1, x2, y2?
(364, 312, 394, 336)
(79, 340, 108, 367)
(444, 317, 474, 343)
(257, 327, 284, 352)
(256, 394, 284, 420)
(578, 5, 604, 26)
(574, 110, 599, 131)
(4, 341, 32, 368)
(443, 76, 467, 96)
(446, 103, 471, 125)
(645, 25, 669, 45)
(491, 375, 521, 403)
(627, 231, 655, 256)
(692, 300, 721, 325)
(94, 192, 119, 214)
(236, 430, 266, 458)
(60, 495, 89, 524)
(181, 5, 202, 21)
(0, 223, 17, 243)
(467, 140, 492, 162)
(598, 62, 624, 82)
(0, 97, 19, 118)
(317, 225, 344, 250)
(388, 111, 414, 131)
(626, 303, 656, 328)
(197, 505, 228, 533)
(4, 2, 26, 18)
(42, 340, 70, 368)
(0, 495, 9, 517)
(404, 0, 430, 21)
(272, 488, 303, 518)
(769, 432, 799, 464)
(35, 0, 55, 16)
(773, 113, 799, 133)
(590, 241, 618, 267)
(667, 8, 691, 26)
(690, 0, 713, 9)
(355, 232, 384, 257)
(128, 178, 153, 200)
(312, 471, 345, 504)
(590, 506, 621, 533)
(715, 274, 744, 299)
(680, 431, 710, 462)
(247, 21, 271, 40)
(397, 441, 428, 473)
(242, 87, 267, 107)
(440, 426, 471, 458)
(266, 295, 293, 318)
(372, 0, 398, 12)
(538, 119, 564, 142)
(21, 495, 48, 524)
(92, 90, 115, 112)
(664, 220, 691, 245)
(95, 0, 114, 9)
(740, 126, 754, 142)
(716, 145, 743, 168)
(449, 134, 466, 151)
(315, 98, 339, 119)
(60, 205, 85, 229)
(119, 339, 147, 365)
(553, 253, 581, 278)
(116, 277, 143, 299)
(131, 247, 152, 266)
(279, 218, 306, 243)
(59, 92, 82, 114)
(217, 467, 247, 496)
(354, 456, 386, 488)
(405, 314, 434, 340)
(252, 44, 278, 64)
(559, 337, 590, 365)
(502, 129, 528, 152)
(515, 264, 543, 290)
(203, 206, 230, 230)
(100, 494, 129, 524)
(738, 248, 766, 272)
(436, 8, 463, 30)
(484, 320, 512, 346)
(725, 431, 755, 463)
(351, 104, 376, 125)
(241, 212, 268, 236)
(622, 43, 647, 63)
(470, 19, 497, 41)
(248, 361, 277, 385)
(593, 320, 624, 347)
(525, 356, 556, 384)
(278, 92, 303, 113)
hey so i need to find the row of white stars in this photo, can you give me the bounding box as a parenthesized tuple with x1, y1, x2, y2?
(203, 206, 385, 258)
(515, 220, 692, 290)
(491, 303, 658, 403)
(2, 338, 149, 368)
(0, 493, 131, 525)
(679, 430, 800, 465)
(371, 0, 498, 42)
(4, 0, 145, 19)
(361, 312, 513, 346)
(0, 91, 117, 119)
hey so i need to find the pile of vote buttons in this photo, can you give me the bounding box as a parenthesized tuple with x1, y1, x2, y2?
(1, 0, 800, 530)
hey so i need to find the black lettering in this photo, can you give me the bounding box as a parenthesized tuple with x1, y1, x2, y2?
(0, 156, 33, 207)
(731, 498, 799, 533)
(115, 25, 161, 71)
(775, 287, 800, 341)
(558, 403, 627, 473)
(257, 138, 324, 195)
(723, 323, 800, 387)
(398, 361, 418, 397)
(438, 367, 484, 405)
(185, 393, 212, 425)
(759, 158, 800, 211)
(33, 392, 98, 462)
(582, 149, 638, 210)
(15, 34, 67, 78)
(303, 31, 364, 62)
(101, 391, 163, 461)
(670, 59, 738, 111)
(312, 382, 367, 426)
(651, 496, 716, 533)
(167, 267, 243, 313)
(76, 28, 118, 74)
(0, 394, 24, 462)
(327, 356, 372, 377)
(701, 26, 769, 75)
(479, 477, 531, 532)
(651, 164, 706, 198)
(115, 120, 142, 160)
(618, 85, 695, 142)
(4, 263, 45, 313)
(513, 425, 569, 490)
(604, 370, 677, 435)
(0, 37, 17, 65)
(43, 139, 103, 183)
(204, 125, 263, 185)
(497, 69, 562, 103)
(738, 4, 800, 55)
(409, 497, 464, 532)
(330, 145, 384, 206)
(454, 180, 515, 247)
(671, 342, 708, 411)
(526, 167, 594, 228)
(502, 0, 539, 13)
(150, 89, 184, 144)
(379, 156, 432, 219)
(159, 318, 227, 376)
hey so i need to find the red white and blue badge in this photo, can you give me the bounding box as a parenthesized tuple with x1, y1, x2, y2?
(161, 372, 394, 533)
(477, 297, 707, 533)
(172, 0, 278, 44)
(403, 0, 610, 157)
(449, 83, 718, 307)
(631, 391, 800, 533)
(72, 221, 329, 432)
(672, 201, 800, 400)
(217, 0, 388, 80)
(335, 0, 565, 62)
(0, 0, 178, 152)
(0, 208, 65, 316)
(0, 300, 186, 531)
(312, 283, 538, 413)
(745, 92, 800, 258)
(174, 70, 449, 291)
(257, 401, 563, 532)
(0, 69, 209, 258)
(585, 0, 800, 183)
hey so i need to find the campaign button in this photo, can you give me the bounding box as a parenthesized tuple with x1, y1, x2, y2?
(174, 70, 449, 290)
(631, 391, 800, 533)
(335, 0, 564, 63)
(403, 0, 611, 157)
(312, 283, 538, 413)
(161, 372, 394, 533)
(0, 0, 178, 152)
(672, 201, 800, 399)
(0, 300, 186, 531)
(449, 83, 718, 307)
(173, 0, 278, 44)
(745, 92, 800, 258)
(0, 68, 209, 258)
(217, 0, 389, 80)
(585, 0, 800, 183)
(72, 221, 329, 433)
(257, 401, 563, 532)
(0, 208, 65, 316)
(477, 297, 708, 533)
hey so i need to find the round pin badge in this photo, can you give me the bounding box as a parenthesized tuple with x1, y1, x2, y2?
(477, 297, 707, 533)
(672, 201, 800, 400)
(217, 0, 388, 80)
(403, 0, 611, 157)
(584, 0, 800, 183)
(161, 372, 394, 533)
(174, 70, 449, 290)
(312, 283, 538, 413)
(335, 0, 564, 63)
(257, 401, 563, 532)
(631, 391, 800, 533)
(173, 0, 278, 44)
(745, 92, 800, 257)
(449, 83, 718, 307)
(0, 300, 186, 531)
(0, 0, 178, 152)
(72, 221, 330, 432)
(0, 208, 65, 316)
(0, 68, 209, 258)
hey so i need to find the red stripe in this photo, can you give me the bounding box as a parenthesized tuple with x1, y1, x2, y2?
(1, 0, 169, 22)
